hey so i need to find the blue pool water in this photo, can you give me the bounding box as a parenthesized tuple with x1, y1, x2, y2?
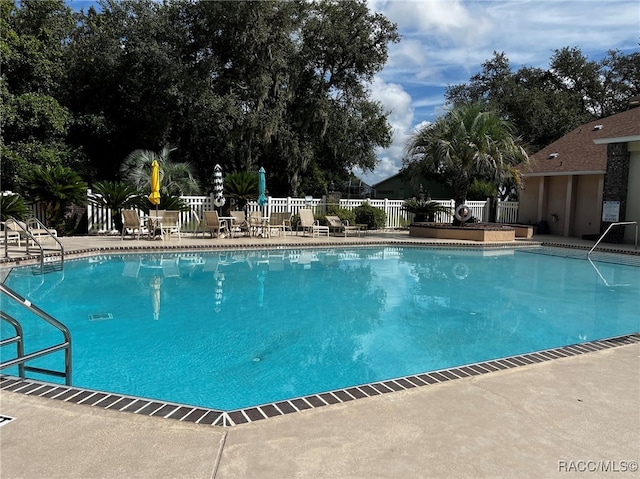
(1, 246, 639, 410)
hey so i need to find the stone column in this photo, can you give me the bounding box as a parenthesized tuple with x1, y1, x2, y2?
(601, 142, 630, 243)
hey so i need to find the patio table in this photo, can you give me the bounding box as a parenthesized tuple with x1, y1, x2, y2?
(218, 216, 236, 238)
(142, 215, 164, 240)
(250, 217, 270, 238)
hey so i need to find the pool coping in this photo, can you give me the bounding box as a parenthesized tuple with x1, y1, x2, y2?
(2, 241, 639, 427)
(0, 238, 545, 266)
(1, 235, 638, 270)
(2, 333, 638, 427)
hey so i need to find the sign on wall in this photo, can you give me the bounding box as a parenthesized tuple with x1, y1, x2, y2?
(602, 201, 620, 222)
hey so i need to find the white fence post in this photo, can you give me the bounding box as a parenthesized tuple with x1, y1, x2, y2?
(78, 190, 518, 233)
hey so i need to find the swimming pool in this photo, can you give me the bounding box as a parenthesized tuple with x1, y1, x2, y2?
(1, 246, 639, 412)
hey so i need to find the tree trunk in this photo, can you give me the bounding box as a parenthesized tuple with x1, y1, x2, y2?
(452, 172, 470, 225)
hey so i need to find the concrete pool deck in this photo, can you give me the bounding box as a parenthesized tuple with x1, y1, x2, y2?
(1, 231, 639, 478)
(1, 344, 638, 478)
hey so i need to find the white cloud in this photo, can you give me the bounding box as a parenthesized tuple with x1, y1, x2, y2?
(355, 78, 417, 185)
(370, 78, 414, 134)
(359, 0, 640, 185)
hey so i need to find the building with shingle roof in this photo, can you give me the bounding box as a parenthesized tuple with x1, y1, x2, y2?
(518, 104, 640, 242)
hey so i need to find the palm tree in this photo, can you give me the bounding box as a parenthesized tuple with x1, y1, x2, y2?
(0, 193, 30, 221)
(24, 165, 88, 233)
(404, 103, 528, 217)
(402, 198, 451, 223)
(120, 145, 200, 196)
(224, 171, 258, 212)
(89, 181, 143, 232)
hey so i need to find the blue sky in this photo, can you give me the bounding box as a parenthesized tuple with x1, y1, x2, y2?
(359, 0, 640, 185)
(67, 0, 640, 185)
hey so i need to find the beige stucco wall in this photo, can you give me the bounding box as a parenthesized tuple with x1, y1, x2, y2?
(546, 176, 567, 235)
(517, 176, 541, 225)
(625, 142, 640, 242)
(519, 173, 603, 237)
(519, 140, 638, 240)
(572, 175, 602, 238)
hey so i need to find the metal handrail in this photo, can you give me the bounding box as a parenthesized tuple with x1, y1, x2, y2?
(588, 221, 638, 258)
(4, 216, 64, 270)
(0, 282, 72, 384)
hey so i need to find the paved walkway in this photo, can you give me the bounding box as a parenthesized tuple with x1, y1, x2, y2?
(1, 231, 639, 478)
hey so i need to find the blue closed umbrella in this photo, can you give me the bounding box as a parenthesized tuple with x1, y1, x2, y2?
(257, 167, 267, 207)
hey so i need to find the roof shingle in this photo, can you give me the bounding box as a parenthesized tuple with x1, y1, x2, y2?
(523, 107, 640, 176)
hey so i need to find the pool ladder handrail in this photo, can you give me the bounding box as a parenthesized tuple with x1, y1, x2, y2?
(0, 282, 72, 385)
(587, 221, 638, 259)
(3, 216, 64, 272)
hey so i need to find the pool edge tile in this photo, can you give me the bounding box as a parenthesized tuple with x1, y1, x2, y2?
(1, 332, 638, 427)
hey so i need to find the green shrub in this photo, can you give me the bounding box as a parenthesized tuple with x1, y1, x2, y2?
(144, 194, 190, 212)
(401, 199, 451, 222)
(90, 181, 142, 232)
(467, 179, 497, 200)
(290, 213, 301, 231)
(224, 171, 258, 210)
(354, 202, 386, 229)
(0, 193, 30, 221)
(24, 164, 88, 234)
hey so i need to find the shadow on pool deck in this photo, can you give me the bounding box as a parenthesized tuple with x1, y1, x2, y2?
(1, 231, 638, 478)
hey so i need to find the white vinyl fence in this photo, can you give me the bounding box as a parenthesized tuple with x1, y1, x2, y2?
(496, 201, 519, 223)
(80, 192, 518, 233)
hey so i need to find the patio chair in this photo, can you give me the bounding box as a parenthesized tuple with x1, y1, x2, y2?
(296, 209, 316, 236)
(325, 215, 363, 237)
(190, 210, 205, 237)
(297, 209, 328, 237)
(268, 212, 292, 236)
(158, 210, 181, 242)
(121, 210, 145, 240)
(248, 211, 268, 237)
(202, 211, 228, 238)
(6, 218, 58, 245)
(230, 211, 250, 236)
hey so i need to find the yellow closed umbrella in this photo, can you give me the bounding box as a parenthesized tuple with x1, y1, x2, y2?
(148, 160, 161, 206)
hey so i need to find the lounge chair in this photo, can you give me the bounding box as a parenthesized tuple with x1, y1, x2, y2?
(325, 215, 364, 237)
(202, 211, 228, 238)
(121, 209, 146, 240)
(297, 209, 328, 237)
(5, 218, 58, 245)
(1, 222, 22, 246)
(230, 211, 250, 237)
